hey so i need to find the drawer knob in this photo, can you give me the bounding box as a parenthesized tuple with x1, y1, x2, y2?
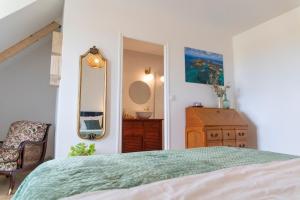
(239, 144, 246, 148)
(238, 132, 246, 137)
(210, 133, 219, 138)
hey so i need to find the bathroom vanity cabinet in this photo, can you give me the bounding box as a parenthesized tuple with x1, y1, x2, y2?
(122, 119, 163, 153)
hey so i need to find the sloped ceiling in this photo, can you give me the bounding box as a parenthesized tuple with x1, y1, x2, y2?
(0, 0, 37, 19)
(0, 0, 64, 55)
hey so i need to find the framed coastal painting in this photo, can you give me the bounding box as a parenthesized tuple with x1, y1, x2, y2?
(185, 47, 224, 85)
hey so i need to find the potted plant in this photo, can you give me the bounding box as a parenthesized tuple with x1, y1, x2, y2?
(68, 143, 96, 157)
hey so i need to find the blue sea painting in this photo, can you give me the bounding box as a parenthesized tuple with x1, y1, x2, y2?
(185, 47, 224, 85)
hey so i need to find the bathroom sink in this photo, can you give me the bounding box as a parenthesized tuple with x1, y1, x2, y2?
(136, 112, 152, 119)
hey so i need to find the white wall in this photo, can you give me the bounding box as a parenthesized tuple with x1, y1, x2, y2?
(0, 37, 57, 158)
(123, 50, 164, 119)
(55, 0, 235, 157)
(234, 7, 300, 155)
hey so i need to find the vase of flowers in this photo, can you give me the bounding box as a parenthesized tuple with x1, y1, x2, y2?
(223, 93, 230, 109)
(209, 69, 230, 109)
(217, 97, 223, 108)
(212, 84, 230, 108)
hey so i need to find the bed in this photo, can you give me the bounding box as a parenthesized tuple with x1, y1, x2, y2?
(13, 147, 297, 200)
(65, 158, 300, 200)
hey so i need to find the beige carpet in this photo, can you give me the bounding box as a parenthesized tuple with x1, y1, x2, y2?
(0, 173, 28, 200)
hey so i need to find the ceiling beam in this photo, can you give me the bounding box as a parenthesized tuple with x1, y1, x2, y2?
(0, 21, 61, 63)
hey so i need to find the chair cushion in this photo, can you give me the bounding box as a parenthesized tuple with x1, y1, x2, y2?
(3, 121, 48, 149)
(0, 148, 19, 171)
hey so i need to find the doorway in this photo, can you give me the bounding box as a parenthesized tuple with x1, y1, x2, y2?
(119, 36, 169, 153)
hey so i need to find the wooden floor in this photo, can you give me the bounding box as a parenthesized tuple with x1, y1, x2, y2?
(0, 173, 28, 200)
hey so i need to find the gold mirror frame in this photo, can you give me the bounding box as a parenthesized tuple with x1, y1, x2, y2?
(77, 46, 107, 140)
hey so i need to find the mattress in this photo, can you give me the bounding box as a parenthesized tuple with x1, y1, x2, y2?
(13, 147, 297, 200)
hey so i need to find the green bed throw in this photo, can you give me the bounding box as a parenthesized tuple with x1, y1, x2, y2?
(13, 147, 296, 200)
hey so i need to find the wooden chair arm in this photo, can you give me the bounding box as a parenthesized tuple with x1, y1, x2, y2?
(17, 139, 47, 168)
(17, 140, 47, 151)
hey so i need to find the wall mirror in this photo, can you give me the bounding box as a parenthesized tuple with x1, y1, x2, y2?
(129, 81, 151, 104)
(78, 46, 107, 140)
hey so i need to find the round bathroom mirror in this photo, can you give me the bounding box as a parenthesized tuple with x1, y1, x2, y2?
(129, 81, 151, 104)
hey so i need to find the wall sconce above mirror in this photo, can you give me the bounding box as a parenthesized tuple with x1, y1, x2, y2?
(86, 46, 107, 68)
(78, 46, 107, 140)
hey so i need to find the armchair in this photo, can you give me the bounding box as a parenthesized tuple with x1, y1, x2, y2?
(0, 121, 51, 195)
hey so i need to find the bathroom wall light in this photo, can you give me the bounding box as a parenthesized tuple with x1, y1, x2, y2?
(160, 76, 164, 83)
(143, 67, 154, 82)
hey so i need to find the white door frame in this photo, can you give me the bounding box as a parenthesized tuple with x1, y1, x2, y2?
(116, 33, 170, 153)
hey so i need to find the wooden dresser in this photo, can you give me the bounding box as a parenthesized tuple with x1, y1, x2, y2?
(186, 107, 248, 148)
(122, 119, 163, 153)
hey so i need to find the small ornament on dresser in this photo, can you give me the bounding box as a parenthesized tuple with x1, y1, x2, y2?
(122, 109, 135, 119)
(193, 102, 203, 107)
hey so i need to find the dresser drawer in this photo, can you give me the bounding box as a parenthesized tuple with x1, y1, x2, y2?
(223, 140, 236, 147)
(236, 140, 247, 148)
(236, 129, 248, 140)
(206, 129, 222, 141)
(207, 141, 223, 147)
(222, 129, 236, 140)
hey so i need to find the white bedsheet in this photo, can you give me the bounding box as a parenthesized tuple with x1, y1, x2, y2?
(64, 158, 300, 200)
